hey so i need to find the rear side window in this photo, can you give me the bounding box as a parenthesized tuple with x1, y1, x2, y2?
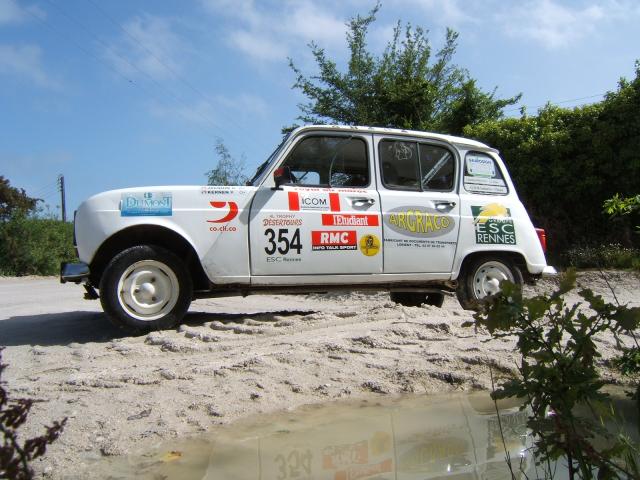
(279, 136, 369, 187)
(379, 140, 455, 191)
(463, 152, 508, 195)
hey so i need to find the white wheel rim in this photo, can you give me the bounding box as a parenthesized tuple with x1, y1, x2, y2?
(117, 260, 179, 321)
(472, 261, 514, 299)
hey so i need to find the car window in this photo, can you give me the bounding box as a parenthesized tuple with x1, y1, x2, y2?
(419, 144, 455, 191)
(380, 140, 455, 192)
(379, 140, 420, 190)
(279, 136, 369, 187)
(463, 152, 508, 195)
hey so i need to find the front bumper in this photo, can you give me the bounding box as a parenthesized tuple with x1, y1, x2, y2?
(60, 262, 90, 284)
(542, 266, 558, 277)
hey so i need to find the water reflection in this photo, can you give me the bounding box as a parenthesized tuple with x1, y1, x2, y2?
(192, 393, 529, 479)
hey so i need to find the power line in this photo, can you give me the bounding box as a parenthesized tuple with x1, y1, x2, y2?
(504, 93, 607, 114)
(84, 0, 248, 136)
(33, 1, 237, 142)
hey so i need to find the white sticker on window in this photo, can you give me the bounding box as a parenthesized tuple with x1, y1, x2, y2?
(467, 154, 496, 177)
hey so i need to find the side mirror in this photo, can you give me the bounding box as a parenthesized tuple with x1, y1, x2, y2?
(273, 167, 292, 190)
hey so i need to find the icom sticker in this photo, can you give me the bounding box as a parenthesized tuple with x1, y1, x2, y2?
(121, 192, 172, 217)
(472, 203, 516, 245)
(311, 231, 357, 251)
(384, 207, 455, 238)
(288, 191, 340, 212)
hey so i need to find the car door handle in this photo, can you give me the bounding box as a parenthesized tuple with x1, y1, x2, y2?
(435, 201, 456, 211)
(351, 198, 376, 207)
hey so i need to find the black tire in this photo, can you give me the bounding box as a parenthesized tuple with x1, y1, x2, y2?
(456, 255, 523, 310)
(390, 292, 445, 308)
(99, 245, 192, 333)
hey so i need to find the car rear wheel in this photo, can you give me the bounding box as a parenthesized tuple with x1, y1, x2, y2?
(457, 256, 523, 310)
(390, 292, 445, 308)
(99, 245, 192, 333)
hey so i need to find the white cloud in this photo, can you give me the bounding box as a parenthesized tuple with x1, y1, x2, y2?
(0, 0, 45, 25)
(105, 14, 186, 80)
(200, 0, 347, 63)
(498, 0, 608, 49)
(0, 44, 60, 89)
(388, 0, 473, 26)
(0, 0, 25, 24)
(215, 93, 268, 117)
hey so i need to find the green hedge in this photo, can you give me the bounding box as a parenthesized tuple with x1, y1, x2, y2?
(0, 215, 75, 276)
(464, 63, 640, 255)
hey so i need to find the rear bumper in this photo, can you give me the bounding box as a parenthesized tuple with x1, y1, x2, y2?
(60, 262, 90, 284)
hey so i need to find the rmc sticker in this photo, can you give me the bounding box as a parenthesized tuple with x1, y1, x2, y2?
(311, 231, 357, 251)
(472, 203, 516, 245)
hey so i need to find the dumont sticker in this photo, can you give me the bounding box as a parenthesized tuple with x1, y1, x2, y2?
(121, 192, 172, 217)
(322, 213, 379, 227)
(384, 207, 455, 238)
(288, 191, 340, 212)
(359, 234, 381, 256)
(311, 230, 357, 251)
(472, 203, 516, 245)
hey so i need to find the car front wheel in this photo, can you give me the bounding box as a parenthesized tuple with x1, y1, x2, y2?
(99, 245, 192, 333)
(456, 256, 523, 310)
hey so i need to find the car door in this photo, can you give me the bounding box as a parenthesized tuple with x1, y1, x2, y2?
(249, 132, 383, 276)
(374, 135, 461, 274)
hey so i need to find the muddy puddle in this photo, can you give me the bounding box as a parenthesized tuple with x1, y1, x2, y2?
(98, 392, 540, 479)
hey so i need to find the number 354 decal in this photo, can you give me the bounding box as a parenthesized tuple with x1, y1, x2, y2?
(264, 228, 302, 255)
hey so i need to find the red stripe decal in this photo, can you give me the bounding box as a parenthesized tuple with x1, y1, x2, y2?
(329, 192, 340, 212)
(288, 191, 300, 211)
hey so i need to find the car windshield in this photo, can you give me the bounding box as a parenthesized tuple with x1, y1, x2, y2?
(247, 133, 291, 186)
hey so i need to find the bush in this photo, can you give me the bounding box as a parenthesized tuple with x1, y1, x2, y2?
(0, 215, 75, 276)
(465, 62, 640, 255)
(563, 244, 640, 270)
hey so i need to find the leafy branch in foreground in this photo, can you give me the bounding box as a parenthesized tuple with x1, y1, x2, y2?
(0, 348, 67, 479)
(464, 270, 640, 479)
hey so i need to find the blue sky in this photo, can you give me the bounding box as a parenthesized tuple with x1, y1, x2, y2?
(1, 0, 638, 216)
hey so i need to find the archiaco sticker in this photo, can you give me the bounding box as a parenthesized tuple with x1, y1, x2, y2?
(384, 206, 455, 238)
(472, 203, 516, 245)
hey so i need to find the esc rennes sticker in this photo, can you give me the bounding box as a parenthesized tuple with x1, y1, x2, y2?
(472, 203, 516, 245)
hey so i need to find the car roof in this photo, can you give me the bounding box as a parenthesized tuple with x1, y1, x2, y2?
(292, 124, 496, 152)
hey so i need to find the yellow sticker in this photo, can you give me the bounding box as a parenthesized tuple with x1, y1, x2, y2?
(359, 234, 380, 256)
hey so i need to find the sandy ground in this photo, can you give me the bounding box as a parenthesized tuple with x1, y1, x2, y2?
(1, 271, 639, 478)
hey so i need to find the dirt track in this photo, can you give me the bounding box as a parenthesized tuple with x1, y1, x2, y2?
(1, 272, 638, 478)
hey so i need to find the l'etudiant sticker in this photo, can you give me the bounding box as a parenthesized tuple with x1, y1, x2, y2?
(121, 192, 172, 217)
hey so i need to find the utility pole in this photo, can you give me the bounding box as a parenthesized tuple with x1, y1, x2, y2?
(58, 174, 66, 222)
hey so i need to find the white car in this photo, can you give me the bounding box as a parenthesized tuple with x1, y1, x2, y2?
(61, 125, 556, 332)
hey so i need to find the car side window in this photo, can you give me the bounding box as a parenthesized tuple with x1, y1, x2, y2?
(380, 140, 455, 192)
(279, 136, 369, 187)
(463, 152, 508, 195)
(379, 140, 420, 190)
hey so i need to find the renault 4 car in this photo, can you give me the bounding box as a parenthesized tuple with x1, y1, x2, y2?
(61, 125, 556, 332)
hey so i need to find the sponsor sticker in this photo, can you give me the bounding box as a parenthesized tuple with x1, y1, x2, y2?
(288, 191, 340, 212)
(335, 458, 393, 480)
(311, 230, 357, 251)
(121, 192, 172, 217)
(467, 153, 496, 177)
(472, 203, 516, 245)
(322, 214, 380, 227)
(207, 201, 238, 223)
(262, 213, 302, 227)
(384, 207, 454, 238)
(359, 234, 380, 256)
(322, 440, 368, 469)
(200, 186, 247, 195)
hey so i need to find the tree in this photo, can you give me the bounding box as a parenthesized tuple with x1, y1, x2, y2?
(205, 139, 248, 186)
(288, 4, 520, 135)
(0, 177, 39, 221)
